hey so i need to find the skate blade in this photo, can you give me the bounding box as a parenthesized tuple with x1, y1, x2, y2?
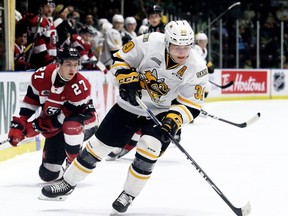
(109, 208, 123, 216)
(105, 156, 117, 161)
(38, 193, 68, 201)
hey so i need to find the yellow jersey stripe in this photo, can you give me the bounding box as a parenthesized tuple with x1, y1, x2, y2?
(172, 104, 193, 122)
(177, 95, 202, 110)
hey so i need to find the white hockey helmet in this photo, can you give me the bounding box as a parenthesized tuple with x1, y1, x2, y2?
(138, 25, 149, 35)
(164, 20, 194, 51)
(101, 22, 113, 34)
(98, 18, 109, 29)
(112, 14, 124, 23)
(125, 17, 137, 27)
(195, 32, 208, 41)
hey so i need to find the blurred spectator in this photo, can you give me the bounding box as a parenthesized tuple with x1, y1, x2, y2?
(100, 14, 123, 68)
(67, 10, 83, 33)
(53, 4, 75, 48)
(146, 5, 165, 33)
(276, 4, 288, 22)
(15, 10, 22, 22)
(18, 0, 57, 69)
(14, 25, 29, 70)
(138, 18, 149, 35)
(122, 16, 137, 44)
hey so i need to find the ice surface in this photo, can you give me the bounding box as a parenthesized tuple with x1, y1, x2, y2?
(0, 99, 287, 216)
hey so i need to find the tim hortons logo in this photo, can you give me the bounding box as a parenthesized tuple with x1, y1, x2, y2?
(222, 72, 267, 93)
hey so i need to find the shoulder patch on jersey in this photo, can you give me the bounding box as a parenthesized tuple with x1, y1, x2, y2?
(196, 68, 208, 78)
(150, 57, 162, 66)
(122, 41, 135, 53)
(142, 33, 150, 42)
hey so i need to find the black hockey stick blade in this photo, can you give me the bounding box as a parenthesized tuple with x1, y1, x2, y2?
(218, 112, 261, 128)
(0, 138, 9, 145)
(201, 110, 261, 128)
(135, 96, 251, 216)
(209, 80, 234, 89)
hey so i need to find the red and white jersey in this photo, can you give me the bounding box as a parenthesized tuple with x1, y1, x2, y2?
(14, 44, 27, 70)
(14, 44, 25, 59)
(70, 34, 97, 62)
(23, 13, 57, 68)
(20, 64, 95, 136)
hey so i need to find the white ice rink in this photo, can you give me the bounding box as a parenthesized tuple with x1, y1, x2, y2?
(0, 99, 287, 216)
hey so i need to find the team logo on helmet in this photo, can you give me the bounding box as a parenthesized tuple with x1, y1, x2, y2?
(273, 72, 285, 92)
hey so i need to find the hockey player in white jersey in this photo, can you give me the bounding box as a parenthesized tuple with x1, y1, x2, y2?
(194, 32, 214, 74)
(40, 20, 209, 214)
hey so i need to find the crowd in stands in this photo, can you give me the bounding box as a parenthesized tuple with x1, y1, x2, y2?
(9, 1, 288, 70)
(13, 0, 166, 71)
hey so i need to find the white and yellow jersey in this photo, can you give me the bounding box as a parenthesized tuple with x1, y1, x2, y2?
(100, 28, 123, 67)
(194, 44, 208, 62)
(111, 32, 208, 124)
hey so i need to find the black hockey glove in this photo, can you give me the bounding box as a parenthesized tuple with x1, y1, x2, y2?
(160, 111, 183, 143)
(115, 68, 142, 106)
(207, 61, 215, 74)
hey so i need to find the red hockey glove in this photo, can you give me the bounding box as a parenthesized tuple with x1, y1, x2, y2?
(8, 116, 27, 147)
(26, 116, 62, 138)
(160, 111, 183, 143)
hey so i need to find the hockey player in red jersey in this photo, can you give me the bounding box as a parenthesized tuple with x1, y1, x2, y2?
(18, 0, 57, 69)
(39, 20, 208, 215)
(8, 47, 98, 182)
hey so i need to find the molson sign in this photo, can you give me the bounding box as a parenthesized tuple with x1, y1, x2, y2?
(221, 70, 269, 94)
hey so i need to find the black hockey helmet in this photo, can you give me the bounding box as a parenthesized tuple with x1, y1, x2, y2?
(39, 0, 55, 7)
(147, 5, 163, 16)
(79, 26, 94, 35)
(57, 47, 80, 63)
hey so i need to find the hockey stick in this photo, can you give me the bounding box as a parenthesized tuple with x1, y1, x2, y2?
(201, 110, 260, 128)
(0, 138, 9, 146)
(209, 80, 234, 89)
(14, 43, 33, 64)
(25, 13, 42, 69)
(135, 95, 251, 216)
(81, 60, 107, 73)
(204, 2, 241, 30)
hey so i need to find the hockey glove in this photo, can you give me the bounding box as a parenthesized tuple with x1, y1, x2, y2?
(26, 116, 62, 138)
(160, 111, 183, 143)
(115, 68, 142, 106)
(8, 116, 27, 146)
(207, 61, 215, 74)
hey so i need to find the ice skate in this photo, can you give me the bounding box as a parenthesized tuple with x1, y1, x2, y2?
(38, 179, 75, 201)
(110, 190, 134, 214)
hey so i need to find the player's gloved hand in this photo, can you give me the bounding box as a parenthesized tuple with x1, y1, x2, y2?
(115, 68, 142, 106)
(8, 116, 27, 147)
(207, 61, 214, 74)
(160, 111, 183, 143)
(25, 116, 61, 137)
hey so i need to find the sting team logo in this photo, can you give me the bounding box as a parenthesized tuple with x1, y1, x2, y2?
(140, 69, 169, 103)
(273, 72, 285, 92)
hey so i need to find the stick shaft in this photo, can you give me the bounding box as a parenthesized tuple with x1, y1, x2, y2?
(135, 96, 248, 215)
